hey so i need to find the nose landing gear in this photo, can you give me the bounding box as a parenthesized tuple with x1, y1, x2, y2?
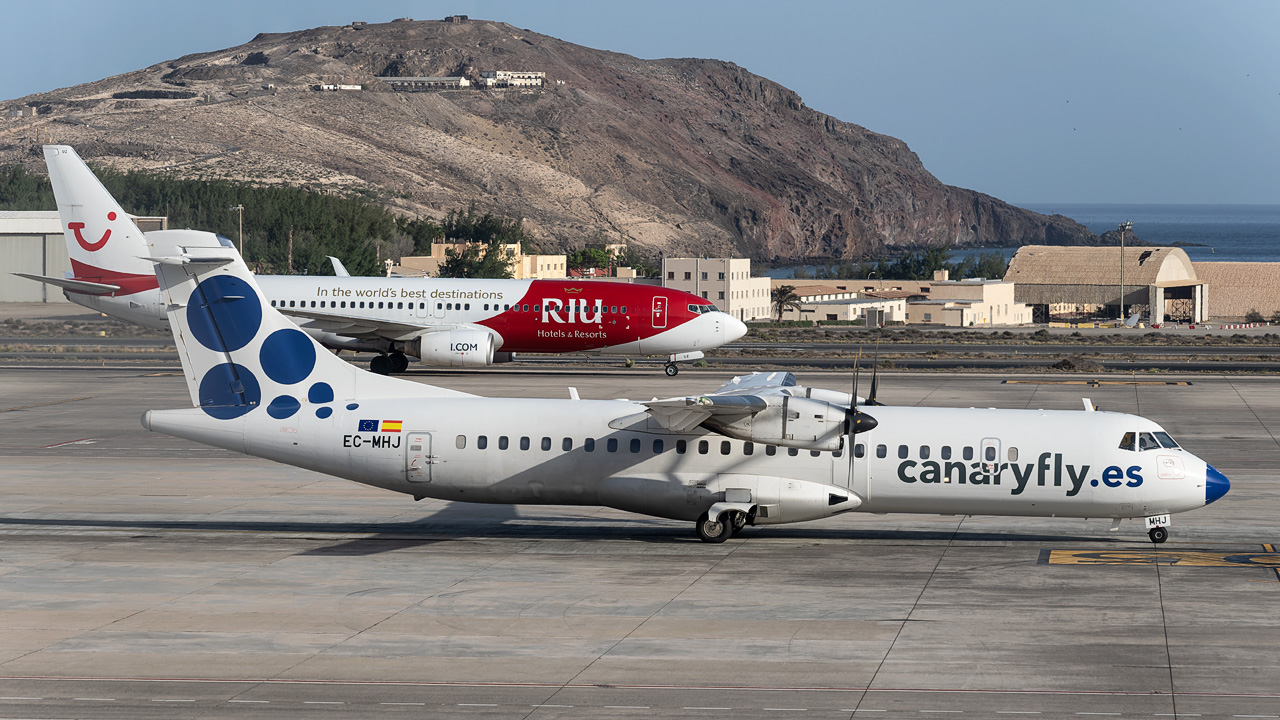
(1148, 526, 1168, 544)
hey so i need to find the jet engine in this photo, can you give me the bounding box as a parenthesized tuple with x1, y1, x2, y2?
(704, 396, 849, 452)
(405, 329, 496, 368)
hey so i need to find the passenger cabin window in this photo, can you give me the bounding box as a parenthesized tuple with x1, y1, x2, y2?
(1119, 432, 1136, 451)
(607, 438, 618, 453)
(1008, 447, 1019, 462)
(920, 445, 930, 460)
(1139, 432, 1160, 451)
(809, 450, 820, 457)
(584, 438, 596, 452)
(963, 446, 974, 461)
(498, 436, 509, 450)
(854, 443, 866, 458)
(520, 437, 530, 451)
(676, 439, 687, 454)
(477, 435, 488, 450)
(876, 444, 887, 459)
(765, 445, 777, 456)
(898, 445, 909, 459)
(788, 448, 799, 457)
(455, 435, 466, 449)
(562, 438, 572, 451)
(630, 438, 641, 453)
(941, 446, 952, 460)
(653, 439, 664, 453)
(743, 442, 754, 456)
(698, 440, 709, 455)
(721, 441, 731, 455)
(984, 446, 997, 462)
(541, 437, 552, 451)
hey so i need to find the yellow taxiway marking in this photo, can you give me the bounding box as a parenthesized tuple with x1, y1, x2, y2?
(0, 396, 93, 413)
(1004, 380, 1193, 386)
(1044, 549, 1280, 568)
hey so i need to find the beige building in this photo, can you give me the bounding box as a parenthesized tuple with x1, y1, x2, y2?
(904, 274, 1033, 326)
(398, 243, 566, 280)
(779, 297, 906, 324)
(1006, 246, 1206, 324)
(1, 211, 167, 302)
(1191, 262, 1280, 320)
(662, 257, 772, 321)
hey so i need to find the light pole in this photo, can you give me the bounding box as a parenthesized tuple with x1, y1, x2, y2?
(229, 205, 244, 254)
(1118, 220, 1133, 322)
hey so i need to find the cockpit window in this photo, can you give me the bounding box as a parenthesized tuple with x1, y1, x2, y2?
(215, 234, 236, 248)
(1138, 432, 1160, 451)
(1153, 432, 1180, 449)
(1118, 432, 1136, 451)
(687, 303, 720, 315)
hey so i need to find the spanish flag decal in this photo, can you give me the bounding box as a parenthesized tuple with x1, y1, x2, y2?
(381, 420, 403, 433)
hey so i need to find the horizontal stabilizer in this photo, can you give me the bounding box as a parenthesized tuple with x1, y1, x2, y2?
(11, 272, 121, 295)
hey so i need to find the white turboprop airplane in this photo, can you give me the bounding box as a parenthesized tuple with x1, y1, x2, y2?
(16, 146, 747, 375)
(137, 221, 1229, 543)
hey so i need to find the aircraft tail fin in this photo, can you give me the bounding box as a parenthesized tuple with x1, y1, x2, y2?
(147, 229, 468, 416)
(43, 145, 155, 284)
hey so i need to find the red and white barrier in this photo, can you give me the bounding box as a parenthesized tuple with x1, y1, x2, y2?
(1219, 323, 1265, 329)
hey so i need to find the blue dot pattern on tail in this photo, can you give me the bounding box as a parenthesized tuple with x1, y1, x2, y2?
(260, 329, 316, 385)
(188, 275, 262, 352)
(267, 395, 301, 419)
(198, 363, 261, 419)
(316, 406, 333, 419)
(308, 382, 334, 403)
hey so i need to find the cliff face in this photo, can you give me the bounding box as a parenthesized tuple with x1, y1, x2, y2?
(0, 18, 1099, 258)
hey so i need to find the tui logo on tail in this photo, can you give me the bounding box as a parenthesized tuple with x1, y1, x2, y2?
(69, 211, 116, 252)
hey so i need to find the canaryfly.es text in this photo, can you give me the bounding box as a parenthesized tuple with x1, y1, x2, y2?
(896, 452, 1143, 496)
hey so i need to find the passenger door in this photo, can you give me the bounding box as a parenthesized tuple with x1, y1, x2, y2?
(405, 432, 434, 483)
(652, 295, 668, 329)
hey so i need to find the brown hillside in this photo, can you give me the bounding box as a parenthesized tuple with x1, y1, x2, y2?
(0, 17, 1099, 260)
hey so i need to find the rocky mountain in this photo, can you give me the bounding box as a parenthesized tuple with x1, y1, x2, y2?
(0, 17, 1102, 260)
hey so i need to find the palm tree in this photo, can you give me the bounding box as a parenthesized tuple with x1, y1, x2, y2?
(772, 284, 802, 322)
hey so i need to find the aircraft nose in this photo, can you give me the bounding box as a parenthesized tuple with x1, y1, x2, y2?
(1205, 464, 1230, 505)
(723, 314, 748, 342)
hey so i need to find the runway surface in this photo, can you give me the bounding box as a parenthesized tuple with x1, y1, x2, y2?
(0, 368, 1277, 719)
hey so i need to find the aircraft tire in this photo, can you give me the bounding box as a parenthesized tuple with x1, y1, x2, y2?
(730, 510, 748, 531)
(664, 363, 679, 377)
(389, 352, 410, 373)
(370, 355, 391, 375)
(695, 511, 733, 543)
(1148, 526, 1168, 544)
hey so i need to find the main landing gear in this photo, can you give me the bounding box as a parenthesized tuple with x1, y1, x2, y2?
(695, 510, 748, 543)
(370, 351, 409, 375)
(664, 363, 679, 377)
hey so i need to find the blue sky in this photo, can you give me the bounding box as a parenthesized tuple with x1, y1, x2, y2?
(2, 0, 1277, 204)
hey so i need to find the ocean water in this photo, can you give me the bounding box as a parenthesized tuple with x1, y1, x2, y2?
(769, 204, 1280, 277)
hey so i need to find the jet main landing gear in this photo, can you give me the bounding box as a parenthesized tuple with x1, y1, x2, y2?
(369, 351, 409, 375)
(664, 363, 679, 377)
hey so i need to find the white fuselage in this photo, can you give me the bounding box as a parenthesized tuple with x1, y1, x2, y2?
(146, 397, 1212, 525)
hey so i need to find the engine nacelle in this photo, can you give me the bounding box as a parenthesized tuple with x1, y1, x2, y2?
(406, 329, 495, 368)
(705, 396, 846, 451)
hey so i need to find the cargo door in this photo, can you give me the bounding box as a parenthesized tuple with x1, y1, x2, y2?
(405, 432, 434, 483)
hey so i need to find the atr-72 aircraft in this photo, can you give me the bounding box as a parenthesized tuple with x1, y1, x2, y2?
(16, 146, 747, 375)
(137, 221, 1229, 543)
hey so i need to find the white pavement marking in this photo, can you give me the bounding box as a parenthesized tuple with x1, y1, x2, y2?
(996, 713, 1041, 716)
(921, 712, 964, 714)
(303, 701, 344, 704)
(763, 709, 808, 712)
(380, 702, 426, 705)
(605, 706, 651, 709)
(458, 703, 497, 707)
(151, 698, 195, 702)
(228, 699, 268, 703)
(72, 698, 115, 701)
(531, 704, 573, 708)
(0, 697, 43, 700)
(684, 707, 732, 711)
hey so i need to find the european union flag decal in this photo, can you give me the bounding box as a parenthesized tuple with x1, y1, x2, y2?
(357, 419, 379, 432)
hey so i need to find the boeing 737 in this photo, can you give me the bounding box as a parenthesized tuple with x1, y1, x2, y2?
(16, 146, 747, 375)
(136, 222, 1228, 543)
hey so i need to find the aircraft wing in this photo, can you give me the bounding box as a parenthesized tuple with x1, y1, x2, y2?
(642, 372, 795, 432)
(278, 308, 474, 342)
(12, 272, 121, 295)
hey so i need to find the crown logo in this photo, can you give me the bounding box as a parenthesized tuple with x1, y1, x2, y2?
(564, 287, 584, 294)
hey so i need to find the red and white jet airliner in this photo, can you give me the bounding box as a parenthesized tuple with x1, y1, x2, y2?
(17, 145, 747, 375)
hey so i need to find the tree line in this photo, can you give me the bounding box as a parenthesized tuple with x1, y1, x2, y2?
(792, 247, 1009, 281)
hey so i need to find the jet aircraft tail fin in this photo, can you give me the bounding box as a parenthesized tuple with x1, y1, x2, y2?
(43, 145, 156, 288)
(147, 229, 468, 418)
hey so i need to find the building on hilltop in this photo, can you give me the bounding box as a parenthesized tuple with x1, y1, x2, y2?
(480, 71, 545, 88)
(662, 257, 771, 321)
(1005, 245, 1205, 324)
(376, 76, 471, 91)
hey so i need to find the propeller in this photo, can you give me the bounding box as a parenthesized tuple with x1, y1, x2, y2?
(865, 340, 885, 406)
(846, 346, 878, 435)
